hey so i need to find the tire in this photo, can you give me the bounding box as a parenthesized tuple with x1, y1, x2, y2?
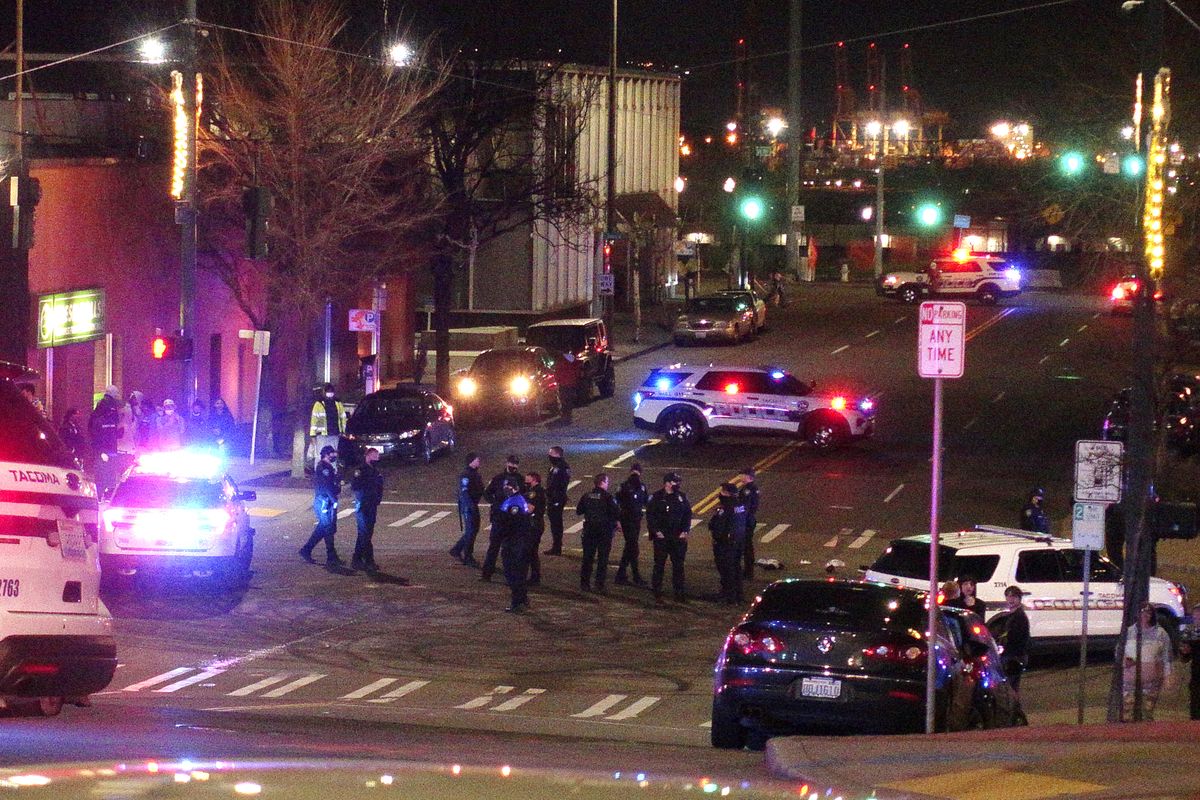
(710, 697, 748, 749)
(598, 366, 616, 398)
(899, 285, 920, 304)
(661, 408, 704, 446)
(977, 285, 1000, 305)
(806, 415, 848, 451)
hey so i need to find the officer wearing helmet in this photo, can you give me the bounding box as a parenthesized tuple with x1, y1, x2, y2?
(1019, 487, 1050, 534)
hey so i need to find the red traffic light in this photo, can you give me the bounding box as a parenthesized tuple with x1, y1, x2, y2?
(150, 334, 193, 361)
(151, 336, 169, 360)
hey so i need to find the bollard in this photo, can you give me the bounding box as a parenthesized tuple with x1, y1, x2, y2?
(840, 262, 849, 283)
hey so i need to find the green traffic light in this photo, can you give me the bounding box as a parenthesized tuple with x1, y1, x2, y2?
(916, 204, 942, 227)
(1122, 154, 1144, 177)
(1060, 151, 1085, 176)
(739, 195, 765, 222)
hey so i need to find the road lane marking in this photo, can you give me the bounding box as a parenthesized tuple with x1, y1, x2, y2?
(848, 529, 877, 549)
(368, 679, 430, 703)
(122, 667, 192, 692)
(568, 480, 581, 490)
(490, 688, 546, 712)
(155, 668, 225, 693)
(412, 511, 452, 528)
(1059, 338, 1070, 347)
(572, 694, 628, 718)
(456, 685, 514, 710)
(992, 392, 1006, 403)
(694, 440, 796, 515)
(247, 507, 287, 518)
(759, 524, 789, 543)
(1077, 324, 1089, 333)
(227, 672, 292, 696)
(605, 439, 660, 469)
(1093, 312, 1101, 319)
(865, 330, 880, 339)
(1039, 355, 1050, 364)
(341, 678, 399, 700)
(690, 517, 704, 529)
(895, 316, 906, 324)
(831, 345, 850, 355)
(884, 484, 905, 503)
(389, 510, 429, 527)
(825, 528, 851, 548)
(261, 673, 326, 698)
(963, 418, 977, 431)
(964, 307, 1017, 342)
(566, 520, 584, 534)
(606, 696, 661, 720)
(337, 508, 356, 519)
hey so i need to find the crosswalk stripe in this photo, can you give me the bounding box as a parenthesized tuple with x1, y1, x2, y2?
(572, 694, 627, 718)
(341, 677, 399, 700)
(690, 518, 703, 529)
(122, 667, 192, 692)
(337, 508, 356, 519)
(457, 685, 514, 710)
(759, 524, 789, 543)
(389, 510, 429, 528)
(824, 528, 851, 548)
(227, 672, 292, 696)
(260, 673, 326, 698)
(700, 720, 712, 728)
(368, 679, 430, 703)
(848, 529, 877, 549)
(606, 695, 660, 720)
(155, 668, 225, 693)
(491, 688, 546, 712)
(568, 480, 581, 490)
(412, 511, 452, 528)
(566, 520, 584, 534)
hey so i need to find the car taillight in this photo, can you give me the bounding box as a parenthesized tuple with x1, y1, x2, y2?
(18, 663, 60, 676)
(1111, 286, 1126, 300)
(863, 643, 925, 663)
(730, 630, 785, 659)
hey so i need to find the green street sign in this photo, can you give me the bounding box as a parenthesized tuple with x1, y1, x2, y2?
(37, 288, 106, 348)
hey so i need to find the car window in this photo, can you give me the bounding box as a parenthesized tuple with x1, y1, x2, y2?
(695, 371, 759, 394)
(749, 582, 925, 631)
(0, 380, 78, 469)
(1058, 549, 1121, 582)
(736, 373, 777, 395)
(952, 554, 1000, 583)
(688, 296, 737, 313)
(111, 476, 225, 509)
(768, 373, 811, 396)
(526, 326, 586, 353)
(871, 540, 957, 581)
(642, 370, 691, 390)
(1015, 549, 1063, 582)
(357, 396, 425, 417)
(473, 351, 533, 375)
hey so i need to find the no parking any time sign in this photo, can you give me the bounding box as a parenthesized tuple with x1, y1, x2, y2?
(917, 301, 966, 378)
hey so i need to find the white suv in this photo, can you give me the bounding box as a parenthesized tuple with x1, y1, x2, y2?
(632, 364, 876, 449)
(878, 254, 1022, 305)
(864, 526, 1188, 651)
(0, 365, 116, 716)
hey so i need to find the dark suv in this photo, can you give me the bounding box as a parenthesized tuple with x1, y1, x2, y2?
(525, 318, 615, 406)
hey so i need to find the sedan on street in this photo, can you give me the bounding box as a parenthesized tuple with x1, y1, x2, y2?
(453, 346, 563, 422)
(339, 386, 455, 465)
(674, 295, 758, 346)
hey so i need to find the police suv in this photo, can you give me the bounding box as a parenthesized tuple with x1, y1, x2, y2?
(0, 363, 116, 716)
(633, 364, 875, 449)
(878, 254, 1022, 305)
(864, 526, 1188, 651)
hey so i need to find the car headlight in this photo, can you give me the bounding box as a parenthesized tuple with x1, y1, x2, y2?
(396, 429, 422, 440)
(510, 375, 532, 396)
(457, 377, 478, 398)
(883, 275, 899, 286)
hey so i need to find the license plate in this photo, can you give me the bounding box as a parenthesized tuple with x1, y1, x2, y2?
(799, 677, 842, 699)
(57, 519, 87, 561)
(694, 331, 708, 339)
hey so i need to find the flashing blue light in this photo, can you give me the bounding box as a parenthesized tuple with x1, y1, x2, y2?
(770, 370, 785, 380)
(656, 377, 672, 392)
(859, 398, 875, 413)
(1004, 268, 1021, 283)
(636, 773, 646, 782)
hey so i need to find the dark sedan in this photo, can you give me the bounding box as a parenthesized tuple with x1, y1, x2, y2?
(338, 387, 455, 465)
(711, 579, 976, 747)
(452, 346, 563, 422)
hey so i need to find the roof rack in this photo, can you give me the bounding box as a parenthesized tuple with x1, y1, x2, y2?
(973, 525, 1056, 545)
(0, 360, 37, 381)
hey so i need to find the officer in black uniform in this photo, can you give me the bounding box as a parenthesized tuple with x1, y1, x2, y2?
(524, 472, 547, 585)
(738, 467, 760, 578)
(300, 445, 343, 566)
(710, 482, 748, 604)
(615, 463, 649, 586)
(575, 473, 622, 593)
(1019, 487, 1050, 534)
(496, 482, 534, 613)
(350, 447, 384, 572)
(481, 455, 524, 580)
(450, 453, 484, 566)
(646, 472, 692, 604)
(544, 446, 571, 555)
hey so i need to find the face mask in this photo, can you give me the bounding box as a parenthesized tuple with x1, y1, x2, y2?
(325, 393, 335, 399)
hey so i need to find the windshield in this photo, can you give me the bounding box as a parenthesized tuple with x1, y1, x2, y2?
(111, 476, 227, 509)
(0, 380, 77, 469)
(355, 396, 425, 418)
(472, 351, 537, 375)
(687, 297, 738, 313)
(749, 582, 925, 631)
(526, 326, 586, 352)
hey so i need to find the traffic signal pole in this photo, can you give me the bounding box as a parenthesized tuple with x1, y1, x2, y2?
(603, 0, 617, 332)
(785, 0, 802, 281)
(179, 0, 199, 407)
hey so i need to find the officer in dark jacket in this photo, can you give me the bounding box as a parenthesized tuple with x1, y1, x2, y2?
(450, 453, 484, 566)
(710, 483, 748, 604)
(988, 585, 1031, 694)
(1019, 487, 1050, 534)
(350, 447, 384, 572)
(575, 473, 622, 592)
(738, 467, 760, 578)
(481, 455, 524, 580)
(300, 445, 343, 565)
(615, 463, 649, 585)
(496, 483, 533, 613)
(524, 472, 547, 585)
(544, 446, 571, 555)
(646, 472, 692, 603)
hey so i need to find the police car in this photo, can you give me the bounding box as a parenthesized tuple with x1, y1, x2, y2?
(878, 252, 1022, 305)
(0, 363, 116, 716)
(99, 450, 256, 590)
(632, 364, 876, 449)
(864, 526, 1188, 651)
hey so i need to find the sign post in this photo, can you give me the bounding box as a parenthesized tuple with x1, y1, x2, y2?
(917, 301, 966, 734)
(240, 330, 271, 465)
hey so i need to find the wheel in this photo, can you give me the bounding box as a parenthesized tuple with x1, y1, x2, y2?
(710, 697, 748, 749)
(899, 285, 920, 304)
(661, 408, 704, 446)
(598, 366, 616, 398)
(806, 416, 848, 451)
(977, 285, 999, 305)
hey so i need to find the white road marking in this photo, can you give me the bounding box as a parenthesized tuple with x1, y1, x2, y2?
(227, 672, 292, 697)
(572, 694, 627, 718)
(825, 528, 851, 548)
(606, 696, 661, 720)
(1039, 355, 1050, 364)
(568, 480, 581, 490)
(368, 679, 430, 704)
(389, 510, 429, 528)
(963, 418, 977, 431)
(604, 440, 660, 469)
(457, 685, 514, 710)
(122, 667, 192, 692)
(341, 677, 399, 700)
(1077, 324, 1089, 333)
(828, 505, 853, 510)
(895, 316, 906, 324)
(759, 524, 789, 543)
(490, 688, 546, 712)
(566, 520, 584, 534)
(831, 345, 850, 355)
(700, 720, 713, 728)
(865, 330, 880, 339)
(992, 391, 1006, 403)
(155, 668, 225, 693)
(1059, 338, 1070, 347)
(337, 508, 356, 519)
(690, 517, 704, 529)
(848, 529, 877, 549)
(260, 673, 326, 698)
(1092, 312, 1101, 319)
(412, 511, 451, 528)
(883, 483, 905, 503)
(247, 507, 287, 518)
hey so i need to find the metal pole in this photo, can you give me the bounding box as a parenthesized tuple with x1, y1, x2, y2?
(1078, 547, 1092, 725)
(604, 0, 617, 331)
(786, 0, 802, 281)
(925, 375, 943, 734)
(249, 353, 263, 465)
(323, 299, 332, 384)
(180, 0, 199, 406)
(873, 139, 885, 279)
(44, 346, 53, 421)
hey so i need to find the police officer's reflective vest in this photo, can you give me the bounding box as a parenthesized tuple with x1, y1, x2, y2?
(310, 399, 347, 436)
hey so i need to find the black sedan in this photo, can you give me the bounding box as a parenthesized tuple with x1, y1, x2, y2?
(338, 387, 455, 465)
(452, 346, 563, 422)
(711, 579, 977, 747)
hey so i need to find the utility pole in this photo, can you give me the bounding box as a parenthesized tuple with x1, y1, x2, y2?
(603, 0, 617, 331)
(0, 0, 32, 366)
(873, 142, 885, 278)
(179, 0, 199, 406)
(785, 0, 802, 281)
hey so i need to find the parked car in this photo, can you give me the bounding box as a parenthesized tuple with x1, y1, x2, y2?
(1110, 275, 1163, 315)
(453, 346, 563, 422)
(940, 606, 1026, 728)
(339, 387, 455, 465)
(524, 318, 615, 406)
(674, 295, 759, 345)
(715, 289, 768, 333)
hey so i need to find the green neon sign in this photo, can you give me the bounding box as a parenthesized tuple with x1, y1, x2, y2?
(37, 288, 106, 348)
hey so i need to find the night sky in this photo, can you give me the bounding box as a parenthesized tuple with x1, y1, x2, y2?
(2, 1, 1196, 142)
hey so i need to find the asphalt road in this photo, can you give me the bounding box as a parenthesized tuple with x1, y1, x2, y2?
(10, 283, 1195, 773)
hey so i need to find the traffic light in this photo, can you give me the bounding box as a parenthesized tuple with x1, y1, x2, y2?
(150, 333, 193, 361)
(1122, 154, 1144, 178)
(9, 175, 41, 250)
(916, 203, 942, 227)
(738, 195, 766, 222)
(243, 186, 273, 259)
(1060, 151, 1085, 176)
(602, 233, 616, 274)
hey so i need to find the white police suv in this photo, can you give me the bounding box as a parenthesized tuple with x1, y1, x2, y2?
(878, 253, 1022, 305)
(633, 364, 876, 449)
(0, 363, 116, 716)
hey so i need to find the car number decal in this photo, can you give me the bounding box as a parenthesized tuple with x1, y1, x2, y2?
(0, 578, 19, 597)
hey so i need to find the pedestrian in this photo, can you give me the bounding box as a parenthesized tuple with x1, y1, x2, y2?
(449, 453, 484, 567)
(157, 399, 185, 449)
(481, 455, 524, 580)
(496, 481, 533, 613)
(709, 482, 748, 604)
(58, 408, 87, 464)
(309, 383, 347, 470)
(575, 473, 622, 593)
(1179, 604, 1200, 720)
(1121, 602, 1174, 721)
(413, 342, 428, 386)
(185, 399, 209, 446)
(18, 383, 45, 416)
(1019, 487, 1050, 534)
(208, 397, 237, 452)
(544, 445, 571, 555)
(614, 463, 649, 586)
(299, 445, 343, 566)
(350, 447, 384, 572)
(89, 385, 124, 495)
(738, 467, 759, 578)
(987, 586, 1031, 695)
(524, 471, 546, 585)
(128, 391, 154, 450)
(940, 580, 961, 605)
(950, 575, 988, 617)
(646, 472, 693, 604)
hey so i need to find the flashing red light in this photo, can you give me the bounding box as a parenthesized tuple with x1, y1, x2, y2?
(837, 41, 844, 47)
(152, 336, 169, 360)
(724, 382, 740, 395)
(830, 396, 847, 410)
(1111, 285, 1127, 300)
(869, 42, 876, 48)
(1154, 288, 1164, 301)
(952, 247, 971, 263)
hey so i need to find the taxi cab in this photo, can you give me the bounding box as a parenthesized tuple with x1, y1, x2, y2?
(99, 450, 256, 590)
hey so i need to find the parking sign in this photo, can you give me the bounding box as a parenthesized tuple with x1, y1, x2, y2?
(917, 302, 966, 378)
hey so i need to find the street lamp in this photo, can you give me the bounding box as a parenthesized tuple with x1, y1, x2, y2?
(1122, 154, 1145, 177)
(990, 121, 1011, 139)
(765, 116, 787, 139)
(387, 42, 413, 66)
(674, 176, 686, 193)
(723, 177, 736, 193)
(1121, 125, 1135, 140)
(139, 38, 166, 63)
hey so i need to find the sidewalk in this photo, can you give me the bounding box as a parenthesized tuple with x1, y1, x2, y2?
(225, 454, 293, 486)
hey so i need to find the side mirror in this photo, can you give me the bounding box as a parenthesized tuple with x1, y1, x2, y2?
(238, 490, 257, 503)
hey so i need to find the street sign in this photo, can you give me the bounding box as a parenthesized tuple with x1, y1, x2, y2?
(674, 240, 696, 260)
(1072, 502, 1106, 550)
(598, 274, 615, 296)
(917, 301, 966, 378)
(37, 288, 106, 348)
(791, 204, 805, 223)
(252, 330, 271, 356)
(1074, 439, 1124, 503)
(953, 214, 971, 229)
(348, 309, 379, 332)
(373, 286, 389, 312)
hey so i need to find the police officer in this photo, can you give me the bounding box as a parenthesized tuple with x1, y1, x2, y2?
(350, 447, 384, 572)
(709, 483, 748, 605)
(1019, 487, 1050, 534)
(615, 463, 649, 586)
(646, 472, 692, 604)
(450, 453, 484, 567)
(576, 473, 622, 593)
(496, 482, 534, 613)
(544, 446, 571, 555)
(481, 455, 524, 580)
(309, 383, 347, 471)
(524, 472, 547, 585)
(300, 445, 343, 566)
(738, 467, 760, 578)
